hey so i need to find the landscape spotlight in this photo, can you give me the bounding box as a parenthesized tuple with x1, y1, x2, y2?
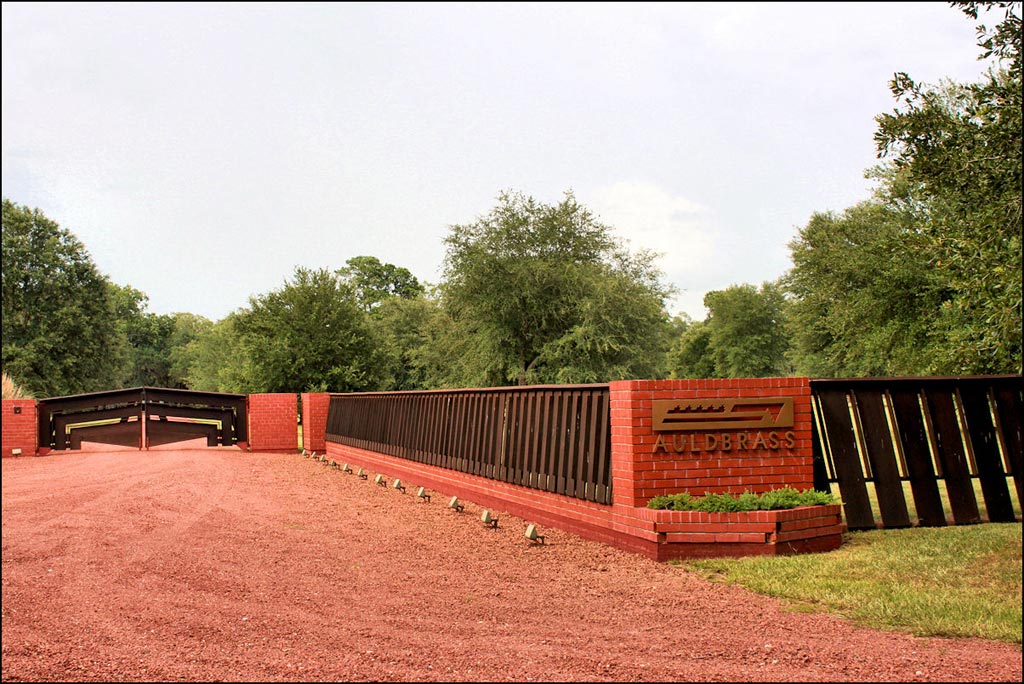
(375, 474, 387, 487)
(480, 509, 498, 529)
(416, 487, 431, 503)
(525, 524, 545, 545)
(448, 496, 464, 513)
(393, 478, 406, 493)
(341, 463, 352, 473)
(357, 467, 368, 479)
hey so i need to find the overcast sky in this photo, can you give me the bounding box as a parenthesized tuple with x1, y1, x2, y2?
(2, 2, 993, 323)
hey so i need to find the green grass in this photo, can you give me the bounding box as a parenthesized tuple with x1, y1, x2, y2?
(679, 523, 1023, 643)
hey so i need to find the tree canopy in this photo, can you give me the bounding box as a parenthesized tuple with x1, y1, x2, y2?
(2, 199, 130, 396)
(867, 1, 1021, 373)
(232, 266, 380, 393)
(668, 283, 791, 379)
(440, 190, 673, 386)
(784, 2, 1022, 376)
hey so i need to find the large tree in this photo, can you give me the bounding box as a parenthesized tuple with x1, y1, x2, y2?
(233, 266, 379, 392)
(668, 283, 792, 378)
(178, 314, 250, 393)
(785, 199, 946, 376)
(439, 190, 673, 386)
(871, 1, 1021, 373)
(2, 199, 130, 396)
(338, 255, 425, 311)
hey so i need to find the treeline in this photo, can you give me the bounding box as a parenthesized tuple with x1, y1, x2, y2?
(2, 3, 1020, 398)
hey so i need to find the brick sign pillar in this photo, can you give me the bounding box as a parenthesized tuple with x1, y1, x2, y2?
(300, 392, 330, 453)
(1, 399, 38, 457)
(247, 393, 299, 452)
(609, 378, 814, 507)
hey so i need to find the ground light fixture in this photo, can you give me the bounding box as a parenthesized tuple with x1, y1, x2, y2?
(525, 524, 545, 545)
(416, 486, 431, 503)
(357, 467, 368, 479)
(392, 478, 406, 493)
(341, 463, 352, 473)
(481, 509, 498, 529)
(329, 459, 340, 469)
(375, 474, 387, 487)
(448, 496, 464, 513)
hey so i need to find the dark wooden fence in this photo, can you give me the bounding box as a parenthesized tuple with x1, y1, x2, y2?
(811, 376, 1023, 530)
(326, 385, 612, 504)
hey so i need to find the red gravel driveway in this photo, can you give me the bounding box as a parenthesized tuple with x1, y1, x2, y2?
(2, 447, 1020, 682)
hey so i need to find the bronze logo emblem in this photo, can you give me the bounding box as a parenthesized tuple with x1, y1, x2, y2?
(652, 397, 794, 432)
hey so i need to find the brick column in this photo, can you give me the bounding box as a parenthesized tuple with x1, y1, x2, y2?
(300, 392, 330, 453)
(2, 399, 38, 457)
(247, 393, 299, 452)
(609, 378, 813, 509)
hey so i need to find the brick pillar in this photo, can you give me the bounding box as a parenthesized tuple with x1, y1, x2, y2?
(609, 378, 813, 508)
(247, 393, 299, 452)
(300, 392, 330, 453)
(2, 399, 38, 457)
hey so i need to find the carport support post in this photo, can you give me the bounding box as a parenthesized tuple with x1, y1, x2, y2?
(141, 407, 148, 450)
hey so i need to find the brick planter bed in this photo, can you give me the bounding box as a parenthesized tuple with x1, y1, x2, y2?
(642, 504, 846, 561)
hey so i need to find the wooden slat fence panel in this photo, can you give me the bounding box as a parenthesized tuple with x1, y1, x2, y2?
(811, 376, 1022, 530)
(854, 390, 911, 528)
(326, 384, 612, 504)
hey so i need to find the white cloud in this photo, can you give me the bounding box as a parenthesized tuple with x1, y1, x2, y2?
(587, 182, 718, 319)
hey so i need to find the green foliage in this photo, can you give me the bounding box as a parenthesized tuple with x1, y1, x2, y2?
(784, 199, 949, 376)
(367, 291, 446, 391)
(108, 283, 190, 388)
(2, 199, 130, 396)
(869, 3, 1022, 373)
(782, 3, 1022, 376)
(668, 282, 792, 378)
(179, 314, 250, 393)
(233, 266, 380, 393)
(439, 190, 674, 386)
(646, 488, 837, 512)
(338, 255, 425, 311)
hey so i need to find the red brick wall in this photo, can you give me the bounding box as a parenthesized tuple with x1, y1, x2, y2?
(319, 376, 831, 557)
(327, 442, 840, 561)
(325, 377, 835, 561)
(300, 392, 330, 453)
(2, 399, 38, 457)
(609, 378, 814, 508)
(247, 393, 298, 452)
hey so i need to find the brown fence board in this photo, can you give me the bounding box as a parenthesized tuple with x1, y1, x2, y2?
(854, 390, 911, 528)
(811, 417, 831, 494)
(594, 391, 610, 504)
(538, 391, 556, 493)
(816, 389, 876, 530)
(924, 389, 980, 525)
(993, 387, 1024, 507)
(889, 389, 947, 527)
(959, 386, 1015, 522)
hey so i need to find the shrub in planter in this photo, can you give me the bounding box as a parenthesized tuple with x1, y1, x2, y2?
(647, 487, 837, 512)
